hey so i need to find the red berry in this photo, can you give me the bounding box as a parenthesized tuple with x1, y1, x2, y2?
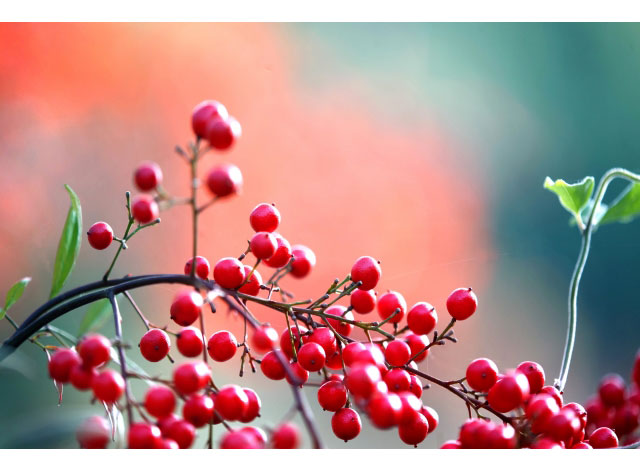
(250, 325, 278, 353)
(407, 302, 437, 335)
(87, 222, 113, 250)
(342, 342, 367, 367)
(240, 426, 267, 447)
(526, 393, 560, 434)
(207, 331, 238, 362)
(250, 203, 281, 233)
(384, 368, 412, 393)
(261, 350, 286, 380)
(368, 393, 402, 429)
(466, 358, 499, 392)
(317, 380, 348, 412)
(459, 418, 492, 448)
(613, 402, 640, 435)
(346, 363, 381, 398)
(77, 415, 110, 449)
(289, 245, 316, 278)
(280, 326, 307, 359)
(598, 374, 626, 407)
(131, 194, 159, 224)
(332, 408, 361, 442)
(540, 386, 563, 408)
(271, 423, 300, 449)
(144, 385, 176, 418)
(446, 287, 478, 321)
(169, 290, 203, 327)
(487, 423, 517, 449)
(385, 340, 412, 366)
(191, 100, 228, 138)
(176, 327, 204, 358)
(164, 419, 196, 449)
(183, 393, 215, 427)
(398, 412, 429, 446)
(297, 342, 326, 372)
(516, 361, 545, 394)
(48, 348, 81, 383)
(69, 364, 97, 390)
(240, 388, 261, 423)
(215, 385, 249, 421)
(404, 334, 429, 362)
(421, 405, 439, 432)
(531, 437, 564, 449)
(305, 327, 337, 357)
(350, 256, 381, 291)
(172, 361, 210, 395)
(127, 422, 162, 449)
(220, 430, 260, 449)
(397, 391, 422, 424)
(546, 409, 581, 443)
(487, 371, 530, 413)
(213, 257, 245, 290)
(564, 402, 588, 429)
(250, 232, 278, 260)
(78, 334, 111, 368)
(286, 361, 309, 386)
(139, 329, 171, 362)
(441, 440, 461, 449)
(409, 375, 423, 399)
(184, 256, 210, 279)
(238, 265, 262, 296)
(92, 369, 125, 403)
(351, 343, 386, 369)
(350, 289, 376, 314)
(263, 234, 291, 269)
(205, 116, 241, 150)
(206, 164, 243, 198)
(572, 442, 593, 449)
(589, 427, 619, 448)
(134, 161, 163, 192)
(159, 439, 179, 449)
(377, 291, 407, 324)
(326, 305, 354, 337)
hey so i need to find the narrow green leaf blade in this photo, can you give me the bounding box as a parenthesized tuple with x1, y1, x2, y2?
(600, 182, 640, 225)
(0, 277, 31, 320)
(544, 176, 595, 223)
(77, 298, 112, 337)
(49, 185, 82, 299)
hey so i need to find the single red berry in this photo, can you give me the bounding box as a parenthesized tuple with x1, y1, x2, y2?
(589, 427, 619, 448)
(77, 334, 111, 368)
(205, 116, 241, 150)
(240, 426, 267, 447)
(421, 406, 439, 432)
(385, 340, 412, 366)
(191, 100, 228, 138)
(397, 391, 422, 424)
(92, 369, 125, 404)
(540, 385, 563, 408)
(69, 364, 97, 391)
(598, 374, 626, 407)
(48, 348, 81, 383)
(169, 290, 203, 327)
(264, 234, 292, 268)
(271, 423, 300, 449)
(487, 423, 517, 449)
(342, 342, 367, 367)
(487, 371, 530, 413)
(326, 305, 354, 337)
(351, 343, 386, 370)
(516, 361, 545, 394)
(317, 380, 348, 412)
(384, 368, 412, 393)
(612, 402, 640, 435)
(346, 363, 382, 398)
(240, 388, 261, 423)
(350, 289, 376, 314)
(332, 408, 361, 442)
(441, 440, 461, 449)
(183, 394, 215, 427)
(184, 256, 210, 279)
(144, 385, 176, 418)
(289, 244, 316, 278)
(220, 430, 260, 449)
(546, 409, 582, 443)
(87, 222, 113, 250)
(215, 385, 249, 421)
(407, 302, 437, 335)
(531, 437, 564, 449)
(305, 327, 337, 357)
(297, 342, 326, 372)
(172, 361, 210, 395)
(377, 291, 407, 324)
(77, 415, 110, 449)
(213, 257, 245, 290)
(404, 334, 429, 362)
(409, 375, 423, 399)
(466, 358, 499, 392)
(207, 331, 238, 362)
(238, 265, 263, 296)
(139, 329, 171, 362)
(127, 422, 162, 449)
(564, 402, 588, 429)
(176, 327, 204, 358)
(526, 393, 560, 434)
(131, 194, 159, 224)
(250, 232, 278, 260)
(572, 442, 593, 449)
(350, 256, 382, 291)
(159, 439, 179, 449)
(399, 412, 429, 446)
(446, 287, 478, 320)
(459, 418, 493, 449)
(250, 203, 281, 233)
(280, 326, 307, 359)
(286, 361, 309, 386)
(164, 419, 196, 449)
(250, 325, 278, 353)
(325, 350, 345, 371)
(206, 164, 243, 198)
(134, 161, 163, 192)
(261, 350, 287, 380)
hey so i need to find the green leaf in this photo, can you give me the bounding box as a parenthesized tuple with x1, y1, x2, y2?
(600, 182, 640, 225)
(49, 185, 82, 299)
(0, 277, 31, 320)
(544, 176, 595, 225)
(77, 298, 112, 337)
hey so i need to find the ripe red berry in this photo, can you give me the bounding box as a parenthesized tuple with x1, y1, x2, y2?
(350, 256, 382, 291)
(176, 327, 204, 358)
(77, 415, 110, 449)
(397, 391, 422, 424)
(285, 361, 309, 386)
(139, 329, 171, 362)
(92, 369, 125, 404)
(459, 418, 492, 449)
(326, 305, 354, 337)
(350, 289, 376, 314)
(191, 100, 228, 138)
(332, 408, 362, 442)
(564, 402, 588, 429)
(398, 412, 429, 446)
(169, 290, 203, 327)
(547, 408, 582, 443)
(262, 234, 290, 269)
(377, 291, 407, 324)
(159, 439, 179, 449)
(351, 343, 386, 369)
(206, 164, 243, 198)
(317, 380, 348, 412)
(487, 371, 530, 412)
(164, 418, 196, 449)
(385, 340, 412, 366)
(144, 385, 176, 418)
(250, 325, 278, 353)
(297, 342, 326, 372)
(487, 423, 517, 449)
(128, 422, 162, 449)
(240, 426, 267, 447)
(77, 334, 111, 368)
(466, 358, 499, 392)
(172, 361, 210, 395)
(134, 161, 163, 192)
(422, 406, 439, 432)
(215, 385, 249, 421)
(220, 430, 260, 449)
(205, 116, 241, 150)
(531, 437, 564, 449)
(213, 257, 245, 290)
(280, 326, 307, 359)
(407, 302, 437, 335)
(572, 442, 593, 449)
(589, 427, 619, 448)
(184, 256, 210, 279)
(131, 194, 159, 224)
(346, 363, 382, 398)
(207, 331, 238, 362)
(598, 373, 626, 407)
(250, 203, 281, 233)
(526, 393, 560, 434)
(441, 440, 461, 449)
(69, 364, 97, 390)
(342, 342, 367, 367)
(237, 265, 262, 296)
(410, 375, 423, 399)
(261, 350, 287, 380)
(540, 385, 563, 408)
(384, 368, 412, 393)
(250, 232, 278, 260)
(446, 287, 478, 320)
(612, 402, 640, 435)
(305, 327, 337, 357)
(240, 388, 261, 423)
(48, 348, 81, 383)
(289, 244, 316, 278)
(271, 423, 300, 449)
(516, 361, 545, 394)
(404, 334, 429, 362)
(87, 222, 113, 250)
(183, 394, 215, 427)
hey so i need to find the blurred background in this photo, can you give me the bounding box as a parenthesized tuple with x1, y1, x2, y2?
(1, 23, 639, 448)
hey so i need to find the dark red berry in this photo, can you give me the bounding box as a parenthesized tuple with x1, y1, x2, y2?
(350, 289, 376, 314)
(598, 374, 626, 407)
(127, 422, 162, 449)
(398, 412, 429, 446)
(92, 369, 125, 403)
(589, 427, 619, 448)
(164, 418, 196, 449)
(169, 290, 203, 327)
(131, 194, 159, 224)
(213, 257, 245, 290)
(134, 161, 163, 192)
(183, 393, 215, 427)
(77, 415, 110, 449)
(184, 256, 210, 279)
(77, 334, 111, 368)
(466, 358, 499, 392)
(377, 291, 407, 324)
(297, 342, 326, 372)
(206, 164, 243, 198)
(191, 100, 228, 138)
(144, 385, 176, 418)
(516, 361, 545, 394)
(487, 371, 530, 413)
(407, 302, 437, 335)
(69, 364, 97, 390)
(350, 256, 381, 291)
(176, 327, 204, 358)
(271, 423, 300, 449)
(207, 331, 238, 362)
(446, 287, 478, 321)
(317, 380, 348, 411)
(139, 329, 171, 362)
(332, 408, 361, 442)
(526, 393, 560, 434)
(250, 232, 277, 260)
(172, 361, 210, 395)
(205, 116, 241, 150)
(261, 350, 286, 380)
(250, 203, 281, 233)
(87, 222, 113, 250)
